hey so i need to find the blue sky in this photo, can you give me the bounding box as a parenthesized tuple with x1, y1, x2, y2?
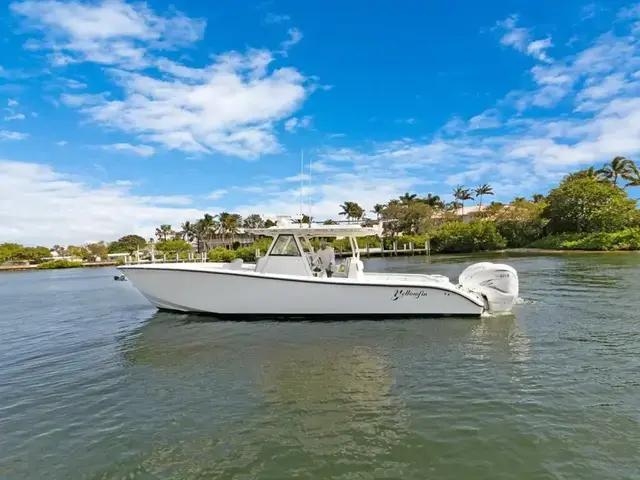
(1, 0, 639, 245)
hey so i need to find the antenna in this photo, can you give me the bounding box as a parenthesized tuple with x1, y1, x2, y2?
(308, 153, 312, 225)
(299, 150, 304, 217)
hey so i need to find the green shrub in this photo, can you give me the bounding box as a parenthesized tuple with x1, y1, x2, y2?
(36, 260, 84, 269)
(395, 235, 429, 248)
(251, 237, 273, 255)
(356, 235, 382, 248)
(207, 247, 237, 262)
(430, 220, 507, 253)
(329, 237, 350, 252)
(496, 219, 546, 248)
(234, 246, 258, 262)
(544, 177, 638, 234)
(325, 235, 381, 252)
(529, 228, 640, 251)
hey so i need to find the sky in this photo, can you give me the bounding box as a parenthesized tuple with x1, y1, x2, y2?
(0, 0, 639, 245)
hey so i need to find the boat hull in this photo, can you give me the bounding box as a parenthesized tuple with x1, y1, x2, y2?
(119, 266, 485, 317)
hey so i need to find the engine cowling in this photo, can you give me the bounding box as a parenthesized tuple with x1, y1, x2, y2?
(458, 262, 519, 313)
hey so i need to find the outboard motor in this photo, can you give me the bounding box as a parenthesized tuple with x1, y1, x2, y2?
(458, 262, 519, 313)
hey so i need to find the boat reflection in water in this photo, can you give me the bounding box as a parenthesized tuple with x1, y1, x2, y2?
(115, 311, 417, 477)
(110, 311, 530, 478)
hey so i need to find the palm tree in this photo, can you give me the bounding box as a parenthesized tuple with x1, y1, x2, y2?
(447, 201, 462, 211)
(371, 203, 385, 220)
(474, 184, 494, 209)
(339, 202, 353, 221)
(453, 185, 474, 214)
(194, 214, 218, 252)
(565, 166, 603, 183)
(218, 212, 242, 246)
(597, 156, 636, 187)
(293, 215, 313, 224)
(399, 192, 417, 205)
(180, 221, 195, 242)
(422, 193, 445, 209)
(350, 203, 365, 222)
(531, 193, 545, 203)
(155, 224, 173, 241)
(243, 214, 264, 229)
(624, 166, 640, 188)
(339, 201, 364, 223)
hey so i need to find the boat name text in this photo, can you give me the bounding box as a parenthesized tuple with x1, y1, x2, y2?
(392, 289, 428, 301)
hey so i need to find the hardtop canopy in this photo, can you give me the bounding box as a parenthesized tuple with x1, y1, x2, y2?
(247, 222, 383, 238)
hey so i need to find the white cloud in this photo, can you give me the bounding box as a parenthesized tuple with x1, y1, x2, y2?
(526, 37, 554, 62)
(496, 14, 553, 63)
(137, 195, 192, 206)
(57, 46, 313, 159)
(468, 109, 501, 130)
(0, 130, 28, 140)
(66, 78, 87, 89)
(4, 113, 26, 120)
(0, 159, 213, 245)
(576, 72, 630, 102)
(309, 160, 337, 173)
(101, 143, 155, 157)
(206, 189, 227, 200)
(264, 13, 290, 24)
(497, 15, 528, 50)
(617, 3, 640, 20)
(56, 140, 67, 146)
(234, 173, 420, 222)
(283, 173, 310, 182)
(10, 0, 206, 69)
(284, 115, 312, 132)
(7, 99, 19, 106)
(280, 27, 303, 55)
(581, 2, 604, 20)
(394, 118, 417, 125)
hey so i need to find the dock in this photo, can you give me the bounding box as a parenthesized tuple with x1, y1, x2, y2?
(336, 241, 431, 258)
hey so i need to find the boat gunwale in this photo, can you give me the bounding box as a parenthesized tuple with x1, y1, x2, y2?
(118, 264, 485, 307)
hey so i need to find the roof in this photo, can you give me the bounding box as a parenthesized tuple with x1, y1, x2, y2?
(432, 204, 488, 218)
(248, 222, 383, 238)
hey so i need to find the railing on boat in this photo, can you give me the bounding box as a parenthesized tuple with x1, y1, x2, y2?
(121, 240, 430, 265)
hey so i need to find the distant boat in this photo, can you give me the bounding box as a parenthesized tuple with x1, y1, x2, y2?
(118, 217, 519, 318)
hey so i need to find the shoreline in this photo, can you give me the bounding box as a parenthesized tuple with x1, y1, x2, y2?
(0, 261, 118, 272)
(505, 248, 640, 255)
(3, 247, 639, 273)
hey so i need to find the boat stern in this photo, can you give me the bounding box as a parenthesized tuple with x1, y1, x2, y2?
(458, 262, 519, 314)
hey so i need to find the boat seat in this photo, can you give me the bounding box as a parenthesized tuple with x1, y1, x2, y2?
(344, 257, 364, 280)
(224, 258, 244, 270)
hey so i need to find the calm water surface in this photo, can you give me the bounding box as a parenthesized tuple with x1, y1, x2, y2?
(1, 253, 639, 479)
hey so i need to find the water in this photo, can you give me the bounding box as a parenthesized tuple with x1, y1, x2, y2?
(1, 253, 639, 479)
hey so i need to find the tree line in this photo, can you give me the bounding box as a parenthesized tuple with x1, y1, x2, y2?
(2, 156, 639, 266)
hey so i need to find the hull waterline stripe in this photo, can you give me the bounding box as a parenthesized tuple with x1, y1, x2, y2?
(155, 308, 483, 319)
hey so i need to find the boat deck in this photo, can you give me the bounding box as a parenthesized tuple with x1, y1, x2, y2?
(120, 261, 456, 287)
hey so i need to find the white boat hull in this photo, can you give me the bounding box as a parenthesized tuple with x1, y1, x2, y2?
(119, 265, 486, 317)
